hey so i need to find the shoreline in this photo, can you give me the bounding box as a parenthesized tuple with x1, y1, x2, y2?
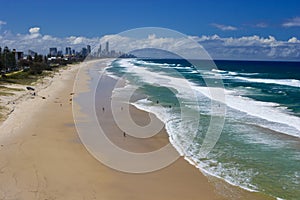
(0, 64, 80, 139)
(74, 59, 274, 199)
(73, 59, 226, 199)
(0, 58, 273, 199)
(0, 65, 73, 126)
(130, 95, 276, 199)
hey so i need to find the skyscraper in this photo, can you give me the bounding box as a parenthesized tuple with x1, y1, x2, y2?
(49, 47, 57, 56)
(28, 49, 37, 57)
(97, 44, 102, 57)
(87, 45, 91, 54)
(105, 41, 109, 53)
(65, 47, 72, 55)
(81, 47, 88, 57)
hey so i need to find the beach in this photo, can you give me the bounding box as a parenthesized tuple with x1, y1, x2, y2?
(0, 59, 272, 200)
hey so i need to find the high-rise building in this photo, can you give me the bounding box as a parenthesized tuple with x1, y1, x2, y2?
(105, 41, 109, 52)
(65, 47, 72, 55)
(28, 49, 37, 57)
(81, 47, 88, 57)
(12, 50, 24, 61)
(87, 45, 91, 54)
(57, 51, 63, 57)
(49, 47, 57, 56)
(97, 44, 102, 56)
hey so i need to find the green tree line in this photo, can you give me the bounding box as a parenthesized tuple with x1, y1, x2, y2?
(0, 46, 75, 76)
(0, 46, 17, 72)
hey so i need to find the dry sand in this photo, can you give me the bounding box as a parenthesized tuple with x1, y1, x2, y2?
(0, 60, 272, 200)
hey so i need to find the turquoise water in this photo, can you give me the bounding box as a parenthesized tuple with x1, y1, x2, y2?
(106, 58, 300, 200)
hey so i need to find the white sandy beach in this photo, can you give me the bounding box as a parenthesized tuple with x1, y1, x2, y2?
(0, 60, 273, 200)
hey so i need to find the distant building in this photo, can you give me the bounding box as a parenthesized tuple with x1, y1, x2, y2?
(11, 49, 24, 62)
(81, 47, 88, 57)
(93, 41, 127, 58)
(49, 47, 58, 56)
(105, 41, 109, 52)
(57, 50, 63, 57)
(87, 45, 91, 54)
(97, 44, 102, 56)
(65, 47, 72, 55)
(28, 49, 37, 57)
(14, 51, 24, 61)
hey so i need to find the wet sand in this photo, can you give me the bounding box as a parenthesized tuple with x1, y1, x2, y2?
(0, 59, 272, 199)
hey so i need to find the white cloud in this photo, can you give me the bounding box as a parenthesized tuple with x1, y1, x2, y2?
(42, 35, 54, 40)
(26, 27, 41, 39)
(148, 34, 156, 40)
(195, 34, 221, 42)
(192, 34, 300, 60)
(72, 36, 85, 44)
(0, 20, 6, 30)
(255, 23, 268, 28)
(0, 28, 100, 54)
(282, 17, 300, 27)
(97, 33, 300, 60)
(0, 27, 299, 61)
(211, 23, 237, 31)
(0, 20, 6, 26)
(29, 27, 40, 34)
(288, 37, 300, 43)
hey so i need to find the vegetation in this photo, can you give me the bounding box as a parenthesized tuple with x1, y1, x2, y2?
(0, 46, 84, 122)
(0, 46, 17, 72)
(0, 46, 81, 85)
(0, 105, 6, 120)
(0, 91, 14, 96)
(0, 85, 24, 92)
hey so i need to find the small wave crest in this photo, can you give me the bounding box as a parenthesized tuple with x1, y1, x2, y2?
(236, 77, 300, 88)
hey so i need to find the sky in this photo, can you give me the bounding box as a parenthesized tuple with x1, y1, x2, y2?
(0, 0, 300, 60)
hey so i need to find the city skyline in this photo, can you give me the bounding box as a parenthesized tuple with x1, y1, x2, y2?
(0, 0, 300, 60)
(0, 40, 131, 62)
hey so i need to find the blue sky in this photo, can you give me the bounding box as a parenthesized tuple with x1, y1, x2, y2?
(1, 0, 300, 60)
(1, 0, 300, 39)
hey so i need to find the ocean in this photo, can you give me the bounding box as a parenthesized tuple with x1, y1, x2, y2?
(105, 58, 300, 200)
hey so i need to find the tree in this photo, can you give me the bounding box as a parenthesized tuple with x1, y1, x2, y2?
(18, 59, 31, 69)
(28, 55, 33, 61)
(0, 47, 3, 71)
(1, 47, 16, 71)
(43, 56, 48, 63)
(29, 62, 47, 75)
(34, 53, 43, 63)
(3, 46, 9, 53)
(0, 59, 3, 72)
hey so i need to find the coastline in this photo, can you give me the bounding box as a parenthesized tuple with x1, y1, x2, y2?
(0, 64, 79, 139)
(0, 59, 273, 199)
(0, 65, 71, 126)
(74, 59, 274, 199)
(73, 59, 226, 199)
